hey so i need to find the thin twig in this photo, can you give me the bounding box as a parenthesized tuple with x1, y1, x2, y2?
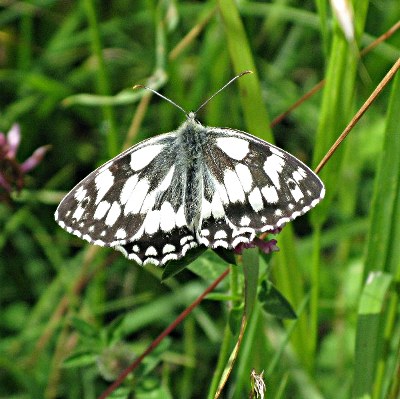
(169, 7, 217, 61)
(315, 57, 400, 174)
(270, 21, 400, 128)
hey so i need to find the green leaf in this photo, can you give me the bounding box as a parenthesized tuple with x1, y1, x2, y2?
(136, 377, 173, 399)
(228, 305, 243, 335)
(258, 280, 297, 320)
(188, 249, 229, 281)
(242, 247, 259, 317)
(108, 387, 130, 399)
(364, 69, 400, 276)
(70, 316, 99, 338)
(62, 351, 97, 369)
(353, 271, 392, 399)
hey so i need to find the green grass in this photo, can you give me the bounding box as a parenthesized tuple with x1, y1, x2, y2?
(1, 1, 400, 398)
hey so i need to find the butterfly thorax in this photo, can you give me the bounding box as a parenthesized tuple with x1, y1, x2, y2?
(175, 115, 208, 231)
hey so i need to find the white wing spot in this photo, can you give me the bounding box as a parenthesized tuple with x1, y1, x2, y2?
(162, 253, 178, 263)
(199, 236, 209, 246)
(95, 169, 114, 204)
(144, 257, 159, 266)
(263, 154, 284, 189)
(292, 169, 305, 183)
(130, 144, 164, 171)
(261, 185, 279, 204)
(120, 174, 138, 205)
(212, 240, 229, 249)
(105, 202, 121, 226)
(114, 245, 128, 257)
(235, 164, 253, 193)
(297, 166, 308, 178)
(215, 182, 229, 205)
(124, 178, 149, 215)
(201, 198, 212, 220)
(180, 236, 194, 245)
(160, 201, 176, 232)
(240, 215, 251, 226)
(175, 206, 186, 227)
(116, 228, 127, 239)
(232, 236, 251, 247)
(132, 245, 140, 253)
(163, 244, 176, 254)
(140, 190, 157, 214)
(248, 187, 264, 211)
(288, 180, 304, 202)
(94, 200, 111, 220)
(214, 230, 227, 239)
(211, 194, 225, 219)
(159, 165, 175, 192)
(145, 246, 158, 257)
(72, 205, 85, 221)
(144, 210, 160, 235)
(74, 186, 87, 202)
(224, 169, 245, 203)
(216, 137, 249, 160)
(129, 253, 143, 265)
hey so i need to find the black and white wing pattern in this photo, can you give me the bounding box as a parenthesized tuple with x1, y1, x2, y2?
(197, 127, 325, 250)
(55, 131, 198, 266)
(55, 115, 325, 266)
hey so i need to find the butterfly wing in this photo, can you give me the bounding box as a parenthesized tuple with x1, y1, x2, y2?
(55, 131, 200, 265)
(56, 121, 325, 265)
(197, 127, 325, 249)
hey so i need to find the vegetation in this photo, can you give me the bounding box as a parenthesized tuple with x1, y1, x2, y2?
(0, 1, 399, 398)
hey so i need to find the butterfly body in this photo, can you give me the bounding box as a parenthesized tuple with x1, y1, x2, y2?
(55, 112, 324, 266)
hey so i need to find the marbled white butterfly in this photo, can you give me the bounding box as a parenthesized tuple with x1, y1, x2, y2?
(55, 72, 325, 266)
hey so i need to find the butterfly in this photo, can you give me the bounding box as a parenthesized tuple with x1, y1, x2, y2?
(55, 72, 325, 266)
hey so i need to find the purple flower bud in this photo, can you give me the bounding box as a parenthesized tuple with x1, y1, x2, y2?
(6, 124, 21, 158)
(234, 237, 279, 255)
(21, 145, 51, 173)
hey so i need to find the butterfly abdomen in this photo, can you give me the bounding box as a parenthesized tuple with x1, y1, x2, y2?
(175, 119, 209, 230)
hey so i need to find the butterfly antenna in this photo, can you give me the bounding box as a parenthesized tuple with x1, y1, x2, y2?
(194, 70, 253, 114)
(133, 84, 188, 117)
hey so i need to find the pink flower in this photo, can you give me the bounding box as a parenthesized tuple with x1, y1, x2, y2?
(0, 124, 50, 197)
(234, 237, 280, 255)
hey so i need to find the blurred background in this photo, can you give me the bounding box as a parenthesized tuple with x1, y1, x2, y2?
(0, 1, 399, 398)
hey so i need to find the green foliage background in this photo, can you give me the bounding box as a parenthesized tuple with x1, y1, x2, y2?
(0, 1, 399, 398)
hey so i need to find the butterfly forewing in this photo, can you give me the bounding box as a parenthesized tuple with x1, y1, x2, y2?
(55, 132, 180, 246)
